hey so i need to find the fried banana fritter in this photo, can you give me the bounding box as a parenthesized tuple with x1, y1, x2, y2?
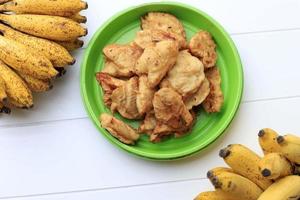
(184, 78, 210, 110)
(134, 29, 177, 49)
(96, 72, 125, 107)
(153, 88, 193, 129)
(111, 76, 141, 119)
(189, 30, 217, 68)
(100, 113, 140, 145)
(102, 59, 133, 78)
(202, 67, 224, 113)
(141, 12, 187, 49)
(136, 75, 155, 115)
(103, 44, 142, 76)
(135, 40, 178, 88)
(161, 50, 205, 97)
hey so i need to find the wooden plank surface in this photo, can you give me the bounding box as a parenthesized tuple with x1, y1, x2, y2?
(0, 97, 300, 198)
(1, 0, 300, 199)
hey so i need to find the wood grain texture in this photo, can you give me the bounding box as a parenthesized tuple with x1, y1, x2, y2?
(1, 0, 300, 199)
(0, 97, 300, 198)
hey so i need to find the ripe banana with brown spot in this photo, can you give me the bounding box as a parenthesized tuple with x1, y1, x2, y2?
(209, 171, 263, 200)
(194, 190, 239, 200)
(258, 128, 281, 154)
(258, 153, 294, 180)
(0, 36, 58, 79)
(0, 14, 87, 41)
(207, 167, 234, 180)
(0, 0, 87, 17)
(0, 61, 33, 108)
(0, 23, 75, 68)
(258, 175, 300, 200)
(0, 75, 7, 102)
(219, 144, 272, 190)
(0, 102, 11, 114)
(18, 73, 53, 93)
(277, 134, 300, 164)
(69, 13, 87, 23)
(56, 39, 84, 51)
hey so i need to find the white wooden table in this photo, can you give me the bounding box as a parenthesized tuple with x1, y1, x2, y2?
(1, 0, 300, 199)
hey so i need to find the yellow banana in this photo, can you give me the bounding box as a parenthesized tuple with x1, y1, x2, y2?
(0, 36, 58, 79)
(18, 73, 53, 93)
(0, 0, 87, 17)
(55, 39, 84, 51)
(258, 128, 281, 154)
(194, 190, 238, 200)
(0, 23, 75, 68)
(210, 171, 263, 200)
(0, 102, 11, 114)
(219, 144, 272, 190)
(0, 75, 7, 102)
(0, 14, 87, 41)
(0, 61, 33, 108)
(258, 153, 294, 180)
(258, 176, 300, 200)
(207, 167, 234, 179)
(277, 134, 300, 164)
(69, 13, 87, 23)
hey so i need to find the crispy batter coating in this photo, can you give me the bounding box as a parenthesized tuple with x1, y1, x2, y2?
(136, 75, 155, 115)
(103, 44, 142, 75)
(139, 110, 157, 135)
(134, 29, 177, 49)
(102, 59, 133, 78)
(100, 113, 139, 145)
(96, 72, 125, 107)
(189, 30, 217, 68)
(135, 40, 178, 88)
(140, 110, 196, 143)
(202, 67, 224, 113)
(141, 12, 187, 49)
(184, 78, 210, 110)
(111, 76, 141, 119)
(153, 88, 193, 129)
(161, 50, 205, 97)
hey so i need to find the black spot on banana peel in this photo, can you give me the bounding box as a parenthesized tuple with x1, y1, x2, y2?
(207, 170, 213, 179)
(210, 177, 222, 188)
(219, 148, 231, 158)
(55, 67, 67, 77)
(261, 168, 271, 177)
(1, 106, 11, 114)
(277, 135, 285, 144)
(258, 129, 265, 137)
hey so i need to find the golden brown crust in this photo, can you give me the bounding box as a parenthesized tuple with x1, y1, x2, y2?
(134, 29, 177, 49)
(153, 88, 193, 129)
(110, 76, 141, 119)
(161, 50, 205, 97)
(103, 44, 142, 76)
(189, 30, 217, 68)
(184, 78, 210, 110)
(100, 113, 139, 145)
(136, 75, 155, 115)
(135, 40, 178, 88)
(95, 72, 125, 107)
(141, 12, 187, 49)
(202, 67, 224, 113)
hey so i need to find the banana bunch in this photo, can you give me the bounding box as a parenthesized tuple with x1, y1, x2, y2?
(0, 0, 87, 114)
(195, 128, 300, 200)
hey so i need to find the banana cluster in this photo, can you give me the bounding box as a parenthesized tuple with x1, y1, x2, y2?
(0, 0, 87, 114)
(195, 128, 300, 200)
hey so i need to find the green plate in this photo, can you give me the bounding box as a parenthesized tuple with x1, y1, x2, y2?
(81, 2, 243, 160)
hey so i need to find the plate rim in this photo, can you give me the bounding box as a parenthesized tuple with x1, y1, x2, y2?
(80, 1, 244, 160)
